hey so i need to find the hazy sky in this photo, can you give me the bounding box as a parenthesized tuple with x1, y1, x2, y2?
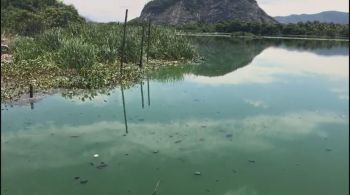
(62, 0, 349, 22)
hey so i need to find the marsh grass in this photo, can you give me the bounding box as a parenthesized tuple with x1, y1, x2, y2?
(12, 23, 197, 68)
(1, 23, 198, 101)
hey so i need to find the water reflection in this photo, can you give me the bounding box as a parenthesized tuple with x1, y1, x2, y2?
(140, 81, 144, 109)
(147, 76, 151, 107)
(149, 37, 349, 82)
(1, 37, 348, 195)
(121, 85, 128, 134)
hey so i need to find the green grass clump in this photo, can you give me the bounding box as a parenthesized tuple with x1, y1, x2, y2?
(12, 36, 44, 62)
(11, 23, 197, 69)
(2, 23, 198, 101)
(55, 38, 97, 69)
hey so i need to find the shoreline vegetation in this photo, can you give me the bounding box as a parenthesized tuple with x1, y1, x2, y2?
(177, 32, 349, 41)
(1, 0, 349, 104)
(0, 0, 197, 103)
(177, 20, 349, 39)
(1, 23, 198, 102)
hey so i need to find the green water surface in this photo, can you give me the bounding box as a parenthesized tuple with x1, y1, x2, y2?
(1, 38, 349, 195)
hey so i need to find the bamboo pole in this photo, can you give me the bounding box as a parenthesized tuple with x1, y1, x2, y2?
(29, 84, 33, 98)
(139, 23, 145, 68)
(120, 9, 128, 73)
(146, 19, 152, 63)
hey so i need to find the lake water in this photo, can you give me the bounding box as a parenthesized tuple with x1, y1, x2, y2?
(1, 37, 349, 195)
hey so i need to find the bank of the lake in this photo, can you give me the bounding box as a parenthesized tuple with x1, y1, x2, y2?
(1, 23, 198, 102)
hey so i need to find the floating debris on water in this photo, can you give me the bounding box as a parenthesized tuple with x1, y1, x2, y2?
(125, 153, 129, 156)
(74, 176, 80, 180)
(153, 150, 159, 154)
(70, 135, 79, 138)
(138, 118, 145, 122)
(232, 169, 237, 173)
(80, 180, 88, 184)
(201, 125, 207, 128)
(93, 154, 99, 158)
(325, 148, 332, 152)
(96, 164, 108, 169)
(194, 171, 201, 175)
(90, 162, 94, 166)
(174, 140, 182, 144)
(248, 160, 256, 163)
(199, 138, 205, 141)
(225, 134, 233, 138)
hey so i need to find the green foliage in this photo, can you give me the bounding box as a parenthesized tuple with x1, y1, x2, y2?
(41, 6, 84, 29)
(1, 7, 44, 35)
(178, 20, 349, 38)
(1, 0, 84, 36)
(12, 36, 44, 62)
(54, 38, 97, 69)
(11, 23, 197, 70)
(37, 28, 63, 51)
(148, 27, 198, 60)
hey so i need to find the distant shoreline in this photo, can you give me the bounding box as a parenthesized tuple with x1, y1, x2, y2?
(177, 33, 349, 42)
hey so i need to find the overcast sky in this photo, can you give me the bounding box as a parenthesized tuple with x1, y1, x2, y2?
(62, 0, 349, 22)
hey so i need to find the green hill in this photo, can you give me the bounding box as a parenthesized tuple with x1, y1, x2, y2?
(1, 0, 85, 35)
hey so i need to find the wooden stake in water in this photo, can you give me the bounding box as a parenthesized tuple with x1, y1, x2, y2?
(120, 9, 128, 73)
(146, 19, 152, 63)
(29, 84, 33, 98)
(121, 85, 128, 134)
(139, 23, 145, 68)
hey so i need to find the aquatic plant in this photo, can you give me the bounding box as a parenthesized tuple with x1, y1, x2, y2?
(1, 23, 198, 101)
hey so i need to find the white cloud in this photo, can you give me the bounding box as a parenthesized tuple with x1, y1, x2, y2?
(63, 0, 151, 22)
(2, 110, 347, 171)
(245, 99, 269, 108)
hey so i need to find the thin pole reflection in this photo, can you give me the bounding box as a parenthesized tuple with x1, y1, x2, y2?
(147, 76, 150, 107)
(140, 82, 144, 109)
(121, 85, 128, 134)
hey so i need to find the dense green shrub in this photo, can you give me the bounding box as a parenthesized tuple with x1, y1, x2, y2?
(1, 0, 84, 35)
(12, 36, 44, 62)
(178, 20, 349, 38)
(11, 23, 197, 69)
(55, 38, 97, 69)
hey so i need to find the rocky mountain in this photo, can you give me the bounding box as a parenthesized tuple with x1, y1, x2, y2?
(137, 0, 277, 25)
(274, 11, 349, 24)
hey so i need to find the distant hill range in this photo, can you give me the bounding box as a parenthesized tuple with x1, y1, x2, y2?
(137, 0, 277, 25)
(274, 11, 349, 24)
